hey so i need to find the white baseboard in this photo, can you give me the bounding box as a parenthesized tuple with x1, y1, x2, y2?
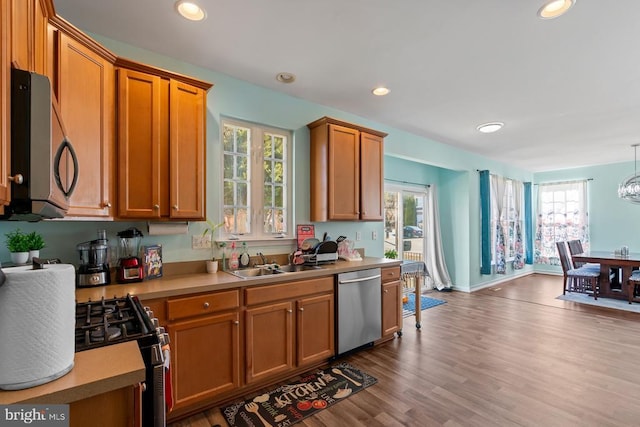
(469, 270, 535, 293)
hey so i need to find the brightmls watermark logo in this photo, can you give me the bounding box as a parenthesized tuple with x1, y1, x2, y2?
(0, 405, 68, 426)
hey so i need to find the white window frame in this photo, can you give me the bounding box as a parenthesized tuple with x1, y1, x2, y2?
(535, 180, 590, 264)
(220, 117, 293, 242)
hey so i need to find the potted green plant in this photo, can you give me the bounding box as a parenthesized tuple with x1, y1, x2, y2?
(26, 231, 45, 262)
(5, 229, 31, 265)
(202, 219, 224, 273)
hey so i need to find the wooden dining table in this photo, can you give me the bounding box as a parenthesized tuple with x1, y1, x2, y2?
(572, 251, 640, 302)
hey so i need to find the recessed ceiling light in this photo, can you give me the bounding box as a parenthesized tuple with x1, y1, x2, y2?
(175, 0, 207, 21)
(476, 122, 504, 133)
(276, 72, 296, 83)
(372, 87, 390, 96)
(537, 0, 576, 19)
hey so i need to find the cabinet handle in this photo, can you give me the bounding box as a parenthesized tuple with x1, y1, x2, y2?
(203, 302, 210, 309)
(287, 309, 292, 313)
(233, 320, 239, 325)
(153, 204, 160, 209)
(8, 174, 23, 185)
(172, 205, 178, 210)
(103, 201, 112, 208)
(299, 307, 305, 312)
(384, 289, 389, 293)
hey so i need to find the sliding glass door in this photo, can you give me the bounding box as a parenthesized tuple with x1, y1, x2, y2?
(384, 184, 426, 262)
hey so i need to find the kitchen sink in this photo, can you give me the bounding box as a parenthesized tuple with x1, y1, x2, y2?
(226, 264, 324, 279)
(227, 267, 284, 279)
(276, 264, 323, 273)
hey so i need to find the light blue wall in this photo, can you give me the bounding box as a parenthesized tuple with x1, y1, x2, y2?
(0, 31, 538, 291)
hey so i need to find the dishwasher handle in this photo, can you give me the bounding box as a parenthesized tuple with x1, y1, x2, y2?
(338, 274, 381, 284)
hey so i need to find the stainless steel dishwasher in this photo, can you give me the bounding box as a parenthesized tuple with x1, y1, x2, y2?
(336, 268, 382, 355)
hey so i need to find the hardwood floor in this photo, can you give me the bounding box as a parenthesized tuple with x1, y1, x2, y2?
(169, 273, 640, 427)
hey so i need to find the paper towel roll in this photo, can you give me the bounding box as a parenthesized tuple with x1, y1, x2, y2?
(0, 264, 76, 390)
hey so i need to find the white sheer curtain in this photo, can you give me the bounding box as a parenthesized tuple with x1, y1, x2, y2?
(490, 175, 507, 274)
(424, 186, 452, 290)
(490, 174, 525, 273)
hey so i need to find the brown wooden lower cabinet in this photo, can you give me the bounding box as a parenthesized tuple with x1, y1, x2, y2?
(164, 290, 241, 413)
(245, 301, 294, 384)
(148, 276, 337, 420)
(70, 385, 139, 427)
(381, 266, 402, 337)
(245, 277, 335, 385)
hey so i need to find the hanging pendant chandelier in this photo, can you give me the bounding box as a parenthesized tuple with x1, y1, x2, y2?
(618, 144, 640, 203)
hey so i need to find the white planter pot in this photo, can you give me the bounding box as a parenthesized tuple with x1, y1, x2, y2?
(28, 250, 39, 263)
(206, 260, 219, 274)
(10, 252, 29, 265)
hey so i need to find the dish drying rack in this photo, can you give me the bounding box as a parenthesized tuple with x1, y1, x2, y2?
(401, 261, 432, 329)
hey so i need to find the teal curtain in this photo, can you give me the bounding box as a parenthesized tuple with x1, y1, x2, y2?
(480, 170, 491, 274)
(524, 182, 533, 265)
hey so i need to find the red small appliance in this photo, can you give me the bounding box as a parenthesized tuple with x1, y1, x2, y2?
(116, 227, 144, 283)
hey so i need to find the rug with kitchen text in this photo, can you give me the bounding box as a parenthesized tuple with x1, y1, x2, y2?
(220, 362, 377, 427)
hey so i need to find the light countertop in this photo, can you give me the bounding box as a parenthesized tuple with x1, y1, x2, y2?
(0, 341, 145, 404)
(76, 257, 402, 302)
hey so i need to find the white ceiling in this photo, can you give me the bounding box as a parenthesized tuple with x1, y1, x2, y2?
(53, 0, 640, 172)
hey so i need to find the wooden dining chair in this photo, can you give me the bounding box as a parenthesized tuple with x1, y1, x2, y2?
(567, 239, 600, 271)
(628, 270, 640, 304)
(556, 241, 600, 299)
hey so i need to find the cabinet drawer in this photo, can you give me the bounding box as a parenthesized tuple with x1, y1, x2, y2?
(381, 266, 400, 283)
(245, 277, 334, 306)
(167, 289, 239, 321)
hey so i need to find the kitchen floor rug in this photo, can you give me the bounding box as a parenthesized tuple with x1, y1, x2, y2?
(220, 362, 377, 427)
(403, 293, 446, 317)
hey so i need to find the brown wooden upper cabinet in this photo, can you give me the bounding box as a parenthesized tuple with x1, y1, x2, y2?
(307, 117, 386, 221)
(0, 0, 11, 212)
(48, 17, 116, 217)
(10, 0, 48, 74)
(116, 61, 211, 220)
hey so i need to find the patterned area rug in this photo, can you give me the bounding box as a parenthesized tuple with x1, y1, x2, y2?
(221, 362, 377, 427)
(557, 293, 640, 313)
(403, 293, 446, 317)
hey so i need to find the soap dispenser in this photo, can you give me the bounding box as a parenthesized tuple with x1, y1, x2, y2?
(239, 242, 251, 269)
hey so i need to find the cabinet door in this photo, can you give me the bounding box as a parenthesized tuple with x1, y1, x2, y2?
(32, 0, 47, 75)
(167, 311, 240, 411)
(10, 0, 30, 70)
(0, 0, 10, 211)
(117, 68, 162, 218)
(382, 280, 402, 336)
(169, 79, 205, 219)
(360, 132, 384, 221)
(245, 301, 294, 384)
(59, 33, 114, 216)
(297, 293, 334, 366)
(70, 386, 137, 427)
(328, 124, 360, 220)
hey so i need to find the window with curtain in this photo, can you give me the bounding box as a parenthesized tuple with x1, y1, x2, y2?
(490, 174, 525, 273)
(535, 180, 590, 265)
(222, 117, 292, 239)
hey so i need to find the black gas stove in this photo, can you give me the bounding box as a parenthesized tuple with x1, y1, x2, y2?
(75, 294, 156, 352)
(75, 295, 168, 427)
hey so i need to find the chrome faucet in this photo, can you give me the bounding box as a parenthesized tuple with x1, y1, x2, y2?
(257, 252, 267, 265)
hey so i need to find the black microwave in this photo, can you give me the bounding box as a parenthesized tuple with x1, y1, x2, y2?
(4, 68, 79, 221)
